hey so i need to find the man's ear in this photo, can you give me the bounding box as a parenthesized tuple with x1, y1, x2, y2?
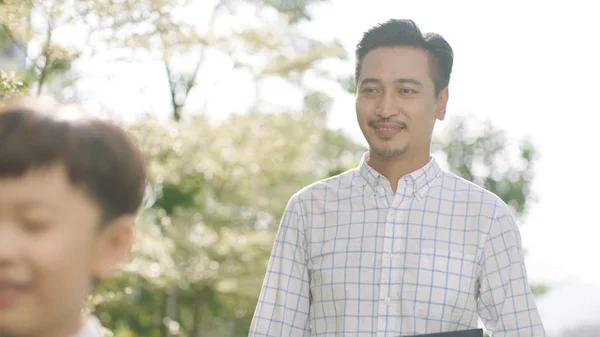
(91, 215, 134, 280)
(436, 87, 449, 121)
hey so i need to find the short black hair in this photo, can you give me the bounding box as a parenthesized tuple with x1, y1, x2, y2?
(355, 19, 454, 95)
(0, 96, 147, 223)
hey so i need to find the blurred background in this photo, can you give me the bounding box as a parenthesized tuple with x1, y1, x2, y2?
(1, 0, 599, 336)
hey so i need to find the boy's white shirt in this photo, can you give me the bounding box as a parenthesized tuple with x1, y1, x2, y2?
(70, 315, 111, 337)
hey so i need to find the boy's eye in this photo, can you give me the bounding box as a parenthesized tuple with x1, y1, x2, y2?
(21, 219, 51, 232)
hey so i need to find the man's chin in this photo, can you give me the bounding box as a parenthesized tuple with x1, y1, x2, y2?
(369, 146, 408, 158)
(369, 144, 408, 159)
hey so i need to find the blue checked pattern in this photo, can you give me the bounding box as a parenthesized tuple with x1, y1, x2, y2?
(249, 153, 545, 337)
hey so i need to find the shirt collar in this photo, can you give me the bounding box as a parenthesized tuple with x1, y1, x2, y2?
(358, 151, 442, 199)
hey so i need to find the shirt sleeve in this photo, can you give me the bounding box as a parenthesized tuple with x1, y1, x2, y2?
(477, 208, 546, 337)
(248, 196, 311, 337)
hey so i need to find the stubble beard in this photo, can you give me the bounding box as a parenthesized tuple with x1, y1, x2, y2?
(361, 126, 409, 159)
(369, 141, 409, 158)
(370, 147, 408, 158)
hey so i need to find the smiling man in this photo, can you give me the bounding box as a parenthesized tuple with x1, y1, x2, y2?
(248, 19, 545, 336)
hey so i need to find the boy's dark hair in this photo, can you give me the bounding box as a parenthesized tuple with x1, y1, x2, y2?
(0, 96, 147, 223)
(355, 19, 454, 95)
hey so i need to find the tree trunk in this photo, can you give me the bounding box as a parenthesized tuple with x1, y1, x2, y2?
(163, 288, 178, 337)
(36, 19, 53, 96)
(190, 288, 206, 337)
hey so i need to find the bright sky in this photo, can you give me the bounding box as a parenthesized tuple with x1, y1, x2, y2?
(43, 0, 599, 334)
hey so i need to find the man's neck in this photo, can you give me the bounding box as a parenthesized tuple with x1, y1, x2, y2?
(367, 150, 430, 193)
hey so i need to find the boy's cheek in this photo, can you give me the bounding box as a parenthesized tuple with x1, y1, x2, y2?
(0, 262, 84, 337)
(5, 235, 95, 335)
(33, 235, 96, 303)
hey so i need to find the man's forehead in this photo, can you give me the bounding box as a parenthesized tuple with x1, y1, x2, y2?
(359, 47, 433, 85)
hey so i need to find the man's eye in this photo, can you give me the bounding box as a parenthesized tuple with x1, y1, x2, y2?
(361, 88, 377, 93)
(399, 88, 415, 94)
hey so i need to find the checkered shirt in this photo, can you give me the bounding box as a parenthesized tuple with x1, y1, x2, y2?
(249, 153, 545, 337)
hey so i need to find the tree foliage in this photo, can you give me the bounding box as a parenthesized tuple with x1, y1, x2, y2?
(0, 0, 83, 96)
(433, 116, 537, 218)
(76, 0, 344, 121)
(91, 97, 363, 336)
(0, 70, 26, 98)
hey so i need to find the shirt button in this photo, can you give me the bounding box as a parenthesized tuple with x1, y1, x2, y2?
(388, 254, 393, 260)
(385, 297, 391, 304)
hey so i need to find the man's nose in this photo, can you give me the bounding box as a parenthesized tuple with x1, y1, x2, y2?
(376, 90, 399, 118)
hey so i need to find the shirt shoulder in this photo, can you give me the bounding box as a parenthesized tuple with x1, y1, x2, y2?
(291, 168, 361, 201)
(438, 170, 516, 227)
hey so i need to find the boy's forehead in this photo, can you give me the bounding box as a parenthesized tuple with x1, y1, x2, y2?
(0, 165, 103, 224)
(0, 165, 74, 205)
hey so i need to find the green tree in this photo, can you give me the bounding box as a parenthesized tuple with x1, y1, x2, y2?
(93, 101, 363, 337)
(0, 70, 26, 98)
(0, 0, 82, 97)
(432, 116, 537, 218)
(81, 0, 344, 121)
(77, 1, 350, 336)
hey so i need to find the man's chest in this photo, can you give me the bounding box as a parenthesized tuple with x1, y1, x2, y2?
(305, 203, 483, 330)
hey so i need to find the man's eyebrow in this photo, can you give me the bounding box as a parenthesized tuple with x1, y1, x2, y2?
(395, 78, 422, 86)
(359, 77, 423, 86)
(359, 77, 380, 86)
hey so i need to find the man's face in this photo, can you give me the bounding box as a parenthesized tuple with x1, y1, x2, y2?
(0, 164, 132, 337)
(355, 46, 448, 159)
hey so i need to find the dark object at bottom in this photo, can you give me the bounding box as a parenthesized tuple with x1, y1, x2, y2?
(408, 328, 484, 337)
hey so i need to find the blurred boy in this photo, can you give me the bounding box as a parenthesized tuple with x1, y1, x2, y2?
(0, 96, 147, 337)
